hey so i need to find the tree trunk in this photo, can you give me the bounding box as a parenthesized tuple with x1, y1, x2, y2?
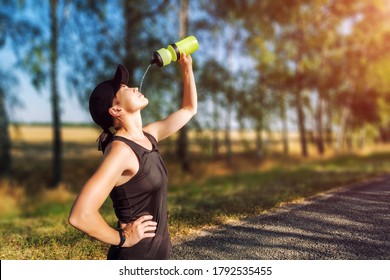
(357, 128, 365, 149)
(296, 89, 308, 157)
(295, 1, 308, 158)
(50, 0, 62, 188)
(255, 121, 263, 162)
(224, 34, 236, 166)
(0, 88, 11, 176)
(337, 107, 349, 152)
(225, 106, 232, 165)
(212, 94, 220, 159)
(177, 0, 191, 172)
(123, 0, 138, 86)
(280, 93, 289, 156)
(315, 93, 325, 155)
(325, 99, 333, 148)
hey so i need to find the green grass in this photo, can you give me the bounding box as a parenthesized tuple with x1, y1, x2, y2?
(167, 152, 390, 235)
(2, 149, 390, 259)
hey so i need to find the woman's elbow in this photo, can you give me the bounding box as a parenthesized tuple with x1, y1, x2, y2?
(183, 106, 197, 117)
(192, 106, 197, 116)
(189, 106, 197, 116)
(68, 210, 86, 230)
(68, 212, 79, 229)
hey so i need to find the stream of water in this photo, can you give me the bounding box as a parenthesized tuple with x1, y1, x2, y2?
(139, 64, 152, 93)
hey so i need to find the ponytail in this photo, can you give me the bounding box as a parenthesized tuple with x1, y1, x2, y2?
(96, 128, 115, 152)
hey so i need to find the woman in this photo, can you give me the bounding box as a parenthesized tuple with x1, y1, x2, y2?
(68, 53, 197, 260)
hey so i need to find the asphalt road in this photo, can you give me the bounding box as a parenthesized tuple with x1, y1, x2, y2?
(171, 176, 390, 260)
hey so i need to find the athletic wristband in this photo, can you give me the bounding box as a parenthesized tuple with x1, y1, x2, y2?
(116, 228, 126, 248)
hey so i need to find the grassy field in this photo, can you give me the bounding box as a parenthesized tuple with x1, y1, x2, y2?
(2, 125, 390, 259)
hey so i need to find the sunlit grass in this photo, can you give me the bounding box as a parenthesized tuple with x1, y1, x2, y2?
(167, 152, 390, 238)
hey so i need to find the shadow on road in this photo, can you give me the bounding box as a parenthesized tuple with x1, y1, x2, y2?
(172, 176, 390, 259)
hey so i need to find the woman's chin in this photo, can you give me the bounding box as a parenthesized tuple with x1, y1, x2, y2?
(140, 98, 149, 109)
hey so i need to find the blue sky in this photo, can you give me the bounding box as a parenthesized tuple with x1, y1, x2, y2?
(2, 45, 92, 124)
(13, 72, 92, 123)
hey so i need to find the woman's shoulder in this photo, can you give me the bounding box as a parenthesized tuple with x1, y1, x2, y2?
(102, 139, 138, 171)
(104, 137, 136, 157)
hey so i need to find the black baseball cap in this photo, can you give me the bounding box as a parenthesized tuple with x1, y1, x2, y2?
(89, 64, 129, 130)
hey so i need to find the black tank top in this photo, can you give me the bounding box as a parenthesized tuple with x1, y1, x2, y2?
(106, 132, 171, 260)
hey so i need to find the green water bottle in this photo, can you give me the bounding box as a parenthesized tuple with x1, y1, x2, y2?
(150, 35, 199, 67)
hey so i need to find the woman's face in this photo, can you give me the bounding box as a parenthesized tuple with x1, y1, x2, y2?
(113, 84, 149, 113)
